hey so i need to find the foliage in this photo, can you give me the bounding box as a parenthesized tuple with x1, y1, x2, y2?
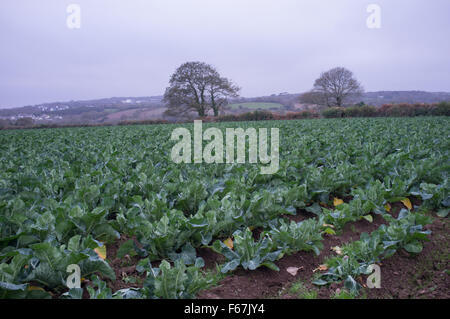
(0, 117, 447, 298)
(211, 228, 283, 273)
(321, 107, 345, 118)
(137, 259, 218, 299)
(269, 217, 324, 256)
(163, 61, 240, 117)
(379, 102, 450, 117)
(343, 106, 378, 117)
(310, 67, 364, 107)
(212, 110, 275, 122)
(313, 211, 433, 293)
(227, 102, 283, 110)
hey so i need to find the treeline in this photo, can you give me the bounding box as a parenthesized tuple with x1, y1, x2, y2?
(0, 117, 35, 129)
(321, 101, 450, 118)
(114, 101, 450, 123)
(1, 102, 449, 130)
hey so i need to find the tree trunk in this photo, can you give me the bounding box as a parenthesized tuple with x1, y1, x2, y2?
(211, 94, 219, 117)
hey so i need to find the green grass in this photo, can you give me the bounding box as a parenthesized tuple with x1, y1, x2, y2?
(227, 102, 283, 110)
(409, 218, 449, 295)
(288, 280, 318, 299)
(331, 289, 358, 299)
(103, 108, 119, 114)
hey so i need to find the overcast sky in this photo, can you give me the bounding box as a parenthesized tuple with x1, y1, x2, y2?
(0, 0, 449, 108)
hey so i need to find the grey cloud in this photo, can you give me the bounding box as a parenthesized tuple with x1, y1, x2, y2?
(0, 0, 449, 108)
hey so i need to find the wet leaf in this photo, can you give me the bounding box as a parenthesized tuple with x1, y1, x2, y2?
(286, 266, 303, 276)
(27, 286, 45, 292)
(401, 198, 412, 210)
(404, 241, 423, 254)
(312, 279, 328, 286)
(94, 244, 107, 260)
(223, 238, 234, 250)
(384, 203, 391, 212)
(436, 209, 449, 218)
(313, 264, 328, 273)
(333, 197, 344, 207)
(331, 246, 343, 255)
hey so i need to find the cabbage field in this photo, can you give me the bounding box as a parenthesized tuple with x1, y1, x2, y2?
(0, 117, 448, 299)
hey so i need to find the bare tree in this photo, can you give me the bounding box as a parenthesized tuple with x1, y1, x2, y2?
(299, 90, 328, 106)
(163, 62, 240, 117)
(206, 74, 240, 116)
(305, 67, 364, 107)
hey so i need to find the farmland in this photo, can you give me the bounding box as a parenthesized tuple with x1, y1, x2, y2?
(0, 117, 449, 299)
(227, 102, 284, 110)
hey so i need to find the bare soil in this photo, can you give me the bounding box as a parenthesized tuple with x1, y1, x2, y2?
(81, 198, 448, 300)
(197, 206, 449, 299)
(197, 212, 388, 299)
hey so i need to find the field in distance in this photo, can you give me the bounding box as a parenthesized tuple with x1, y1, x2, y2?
(227, 102, 283, 110)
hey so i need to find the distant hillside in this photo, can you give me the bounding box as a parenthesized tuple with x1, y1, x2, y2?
(231, 91, 450, 108)
(357, 91, 450, 106)
(0, 96, 165, 124)
(1, 91, 449, 124)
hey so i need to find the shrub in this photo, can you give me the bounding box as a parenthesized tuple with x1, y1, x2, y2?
(240, 110, 275, 121)
(378, 103, 442, 117)
(432, 101, 450, 116)
(213, 114, 240, 122)
(215, 111, 274, 122)
(344, 106, 377, 118)
(117, 119, 168, 126)
(15, 117, 34, 127)
(0, 119, 12, 130)
(285, 111, 319, 119)
(322, 107, 345, 118)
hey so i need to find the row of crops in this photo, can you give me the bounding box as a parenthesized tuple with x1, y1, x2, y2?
(0, 117, 448, 298)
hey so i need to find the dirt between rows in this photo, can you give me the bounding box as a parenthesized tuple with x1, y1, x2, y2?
(197, 207, 449, 299)
(81, 202, 448, 300)
(196, 211, 388, 299)
(365, 217, 449, 299)
(78, 235, 146, 299)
